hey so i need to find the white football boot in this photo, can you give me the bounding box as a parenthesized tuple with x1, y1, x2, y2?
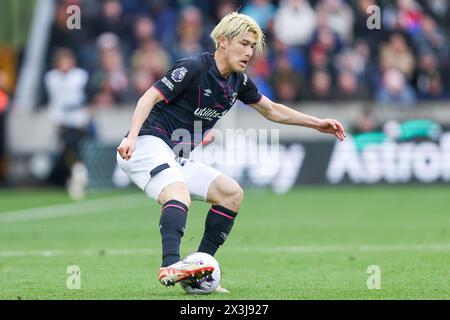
(158, 260, 215, 287)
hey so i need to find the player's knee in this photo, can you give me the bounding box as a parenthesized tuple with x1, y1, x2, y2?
(223, 180, 244, 210)
(158, 182, 191, 207)
(208, 175, 244, 211)
(232, 183, 244, 207)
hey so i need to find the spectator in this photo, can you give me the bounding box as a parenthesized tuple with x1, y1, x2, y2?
(273, 0, 317, 47)
(304, 69, 333, 101)
(375, 68, 417, 106)
(334, 70, 370, 101)
(130, 38, 169, 99)
(379, 32, 416, 80)
(416, 54, 449, 101)
(44, 48, 91, 194)
(242, 0, 277, 31)
(95, 0, 127, 37)
(308, 43, 332, 73)
(383, 0, 423, 35)
(130, 16, 157, 52)
(213, 0, 238, 21)
(273, 75, 300, 102)
(131, 38, 170, 80)
(269, 55, 303, 102)
(423, 0, 449, 29)
(353, 40, 372, 76)
(413, 15, 449, 72)
(334, 47, 366, 77)
(354, 39, 379, 92)
(309, 24, 343, 58)
(416, 50, 438, 96)
(90, 33, 130, 106)
(149, 0, 179, 49)
(40, 0, 450, 106)
(170, 6, 208, 61)
(420, 72, 448, 100)
(45, 48, 90, 133)
(315, 0, 354, 43)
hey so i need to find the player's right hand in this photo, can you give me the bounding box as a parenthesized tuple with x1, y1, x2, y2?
(117, 138, 136, 160)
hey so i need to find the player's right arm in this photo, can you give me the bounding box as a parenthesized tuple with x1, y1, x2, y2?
(117, 87, 164, 160)
(118, 58, 200, 160)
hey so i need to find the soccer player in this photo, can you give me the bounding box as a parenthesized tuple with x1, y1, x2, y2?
(117, 12, 346, 289)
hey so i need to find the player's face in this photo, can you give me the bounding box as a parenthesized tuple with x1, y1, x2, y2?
(226, 32, 257, 72)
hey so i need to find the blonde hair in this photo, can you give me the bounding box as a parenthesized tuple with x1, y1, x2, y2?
(210, 12, 265, 52)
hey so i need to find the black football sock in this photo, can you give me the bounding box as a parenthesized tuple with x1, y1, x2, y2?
(159, 200, 188, 267)
(198, 205, 238, 256)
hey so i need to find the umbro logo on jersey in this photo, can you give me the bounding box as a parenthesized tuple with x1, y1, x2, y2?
(220, 232, 228, 241)
(203, 89, 212, 97)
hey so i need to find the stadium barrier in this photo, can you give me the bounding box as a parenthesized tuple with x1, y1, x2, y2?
(81, 120, 450, 193)
(7, 103, 450, 190)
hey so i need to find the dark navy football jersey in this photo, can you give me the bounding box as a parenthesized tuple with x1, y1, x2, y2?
(138, 52, 262, 156)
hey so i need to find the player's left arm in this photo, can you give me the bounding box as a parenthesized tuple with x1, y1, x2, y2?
(249, 95, 346, 141)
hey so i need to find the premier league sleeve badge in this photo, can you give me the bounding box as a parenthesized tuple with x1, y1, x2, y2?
(171, 67, 188, 82)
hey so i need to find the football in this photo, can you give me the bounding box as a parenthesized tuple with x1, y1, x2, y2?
(180, 252, 221, 294)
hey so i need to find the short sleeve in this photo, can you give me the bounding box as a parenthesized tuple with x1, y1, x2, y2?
(152, 58, 201, 103)
(237, 73, 262, 105)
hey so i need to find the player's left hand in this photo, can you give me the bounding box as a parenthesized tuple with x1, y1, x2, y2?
(316, 119, 346, 141)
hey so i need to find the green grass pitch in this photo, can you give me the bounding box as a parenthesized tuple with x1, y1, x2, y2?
(0, 186, 449, 300)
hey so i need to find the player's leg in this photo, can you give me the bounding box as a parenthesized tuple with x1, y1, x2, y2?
(179, 160, 243, 256)
(154, 180, 217, 285)
(179, 160, 238, 293)
(117, 136, 214, 286)
(156, 181, 215, 285)
(155, 181, 190, 267)
(198, 174, 243, 256)
(117, 136, 190, 265)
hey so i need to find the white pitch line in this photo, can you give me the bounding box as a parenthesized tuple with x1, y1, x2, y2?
(1, 244, 450, 257)
(0, 193, 146, 223)
(235, 244, 450, 253)
(0, 248, 160, 257)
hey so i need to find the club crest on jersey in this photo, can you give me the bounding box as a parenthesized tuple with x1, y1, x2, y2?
(171, 67, 188, 82)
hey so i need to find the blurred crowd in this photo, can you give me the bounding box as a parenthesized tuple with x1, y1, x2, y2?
(45, 0, 450, 109)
